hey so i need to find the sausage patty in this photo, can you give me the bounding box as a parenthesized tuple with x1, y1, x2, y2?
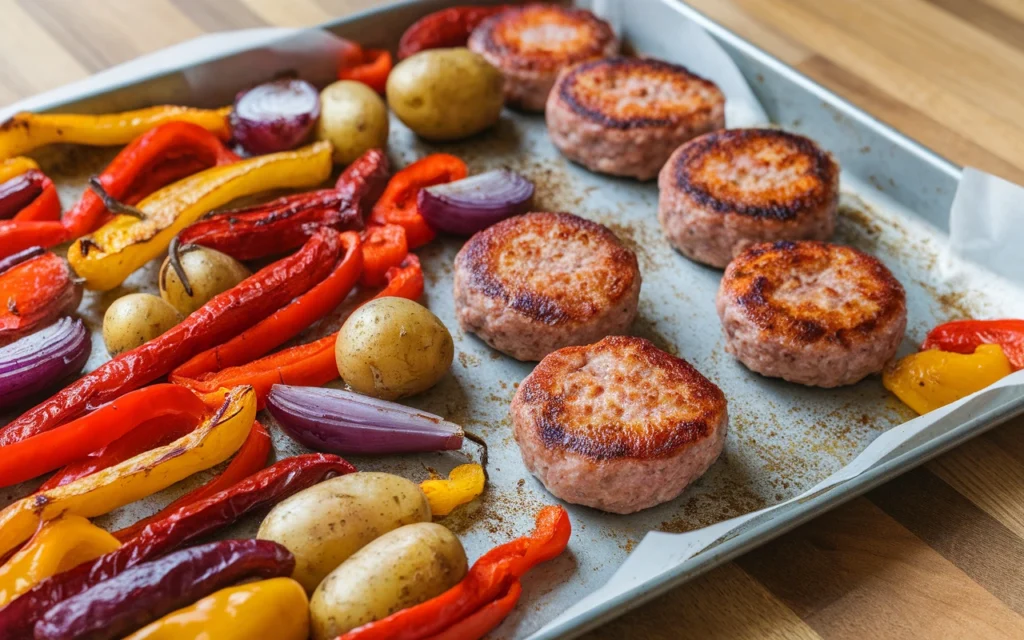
(511, 336, 728, 514)
(716, 240, 907, 387)
(546, 56, 725, 181)
(468, 4, 618, 112)
(453, 212, 640, 361)
(658, 128, 839, 268)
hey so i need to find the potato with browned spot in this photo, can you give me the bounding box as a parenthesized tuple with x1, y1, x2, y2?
(310, 522, 467, 639)
(256, 472, 431, 592)
(102, 293, 180, 356)
(159, 245, 251, 316)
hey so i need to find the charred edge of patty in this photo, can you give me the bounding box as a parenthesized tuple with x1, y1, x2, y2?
(471, 4, 616, 72)
(517, 337, 727, 460)
(671, 129, 839, 221)
(458, 212, 638, 325)
(727, 240, 907, 346)
(556, 56, 723, 130)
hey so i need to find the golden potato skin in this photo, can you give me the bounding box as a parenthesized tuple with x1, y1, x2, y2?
(387, 47, 504, 141)
(159, 246, 250, 316)
(335, 297, 455, 400)
(310, 522, 468, 639)
(256, 472, 431, 592)
(316, 80, 389, 164)
(102, 293, 180, 356)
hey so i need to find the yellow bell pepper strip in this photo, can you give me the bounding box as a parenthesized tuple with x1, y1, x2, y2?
(420, 464, 486, 517)
(68, 140, 334, 290)
(0, 385, 255, 558)
(0, 515, 120, 607)
(0, 106, 232, 161)
(883, 344, 1012, 415)
(0, 156, 39, 185)
(124, 577, 309, 640)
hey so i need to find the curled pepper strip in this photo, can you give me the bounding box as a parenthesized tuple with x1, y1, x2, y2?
(0, 453, 355, 637)
(370, 154, 468, 248)
(397, 5, 512, 59)
(362, 224, 408, 287)
(420, 464, 486, 517)
(922, 319, 1024, 371)
(883, 343, 1012, 415)
(425, 581, 522, 640)
(339, 45, 393, 94)
(339, 505, 571, 640)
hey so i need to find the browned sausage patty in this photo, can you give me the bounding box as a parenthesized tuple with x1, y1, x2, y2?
(546, 56, 725, 181)
(511, 336, 728, 514)
(468, 4, 618, 112)
(716, 240, 907, 387)
(453, 212, 641, 362)
(658, 128, 839, 268)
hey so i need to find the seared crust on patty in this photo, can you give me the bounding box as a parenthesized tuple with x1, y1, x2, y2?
(717, 240, 907, 387)
(468, 4, 618, 111)
(658, 128, 839, 267)
(454, 212, 641, 361)
(547, 57, 725, 180)
(511, 336, 728, 513)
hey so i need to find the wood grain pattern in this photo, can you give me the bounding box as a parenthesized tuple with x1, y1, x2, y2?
(2, 0, 1024, 637)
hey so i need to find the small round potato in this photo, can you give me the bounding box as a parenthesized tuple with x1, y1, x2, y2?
(310, 523, 468, 639)
(257, 472, 431, 592)
(335, 297, 454, 400)
(316, 80, 389, 165)
(102, 293, 180, 356)
(387, 47, 504, 141)
(159, 246, 251, 316)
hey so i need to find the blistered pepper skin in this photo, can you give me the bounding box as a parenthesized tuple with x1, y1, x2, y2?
(883, 343, 1012, 414)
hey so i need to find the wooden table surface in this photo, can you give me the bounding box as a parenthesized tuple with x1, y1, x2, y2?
(3, 0, 1024, 637)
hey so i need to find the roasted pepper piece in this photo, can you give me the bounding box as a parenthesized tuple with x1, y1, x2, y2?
(1, 229, 341, 445)
(124, 577, 310, 640)
(397, 6, 512, 59)
(0, 169, 56, 220)
(883, 343, 1012, 415)
(68, 140, 333, 291)
(0, 385, 255, 558)
(13, 175, 61, 222)
(0, 106, 232, 160)
(426, 580, 521, 640)
(922, 319, 1024, 371)
(0, 248, 81, 346)
(339, 505, 571, 640)
(0, 384, 206, 488)
(339, 46, 393, 94)
(0, 515, 120, 607)
(0, 156, 39, 184)
(0, 453, 353, 637)
(0, 220, 69, 260)
(370, 154, 467, 248)
(36, 539, 295, 640)
(362, 224, 408, 287)
(421, 464, 486, 517)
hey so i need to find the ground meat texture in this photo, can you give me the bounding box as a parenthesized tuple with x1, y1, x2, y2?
(658, 128, 840, 268)
(468, 4, 618, 112)
(546, 57, 725, 181)
(511, 336, 728, 514)
(717, 240, 907, 388)
(453, 212, 640, 362)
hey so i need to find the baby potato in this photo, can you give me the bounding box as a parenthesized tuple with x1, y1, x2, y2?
(387, 47, 504, 141)
(102, 293, 180, 356)
(311, 523, 468, 639)
(335, 296, 454, 400)
(316, 80, 389, 165)
(159, 246, 250, 316)
(257, 472, 431, 592)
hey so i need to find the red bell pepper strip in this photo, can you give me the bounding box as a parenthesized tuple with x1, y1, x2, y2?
(425, 581, 522, 640)
(0, 454, 355, 638)
(370, 154, 467, 248)
(338, 505, 571, 640)
(0, 228, 343, 446)
(922, 319, 1024, 371)
(397, 5, 512, 59)
(0, 249, 81, 347)
(335, 148, 391, 214)
(14, 178, 61, 222)
(339, 47, 393, 94)
(112, 421, 271, 541)
(0, 384, 206, 488)
(0, 170, 59, 221)
(362, 224, 408, 287)
(0, 220, 69, 260)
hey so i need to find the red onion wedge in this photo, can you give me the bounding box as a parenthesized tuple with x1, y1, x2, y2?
(267, 384, 464, 455)
(417, 169, 534, 236)
(230, 78, 321, 155)
(0, 317, 90, 410)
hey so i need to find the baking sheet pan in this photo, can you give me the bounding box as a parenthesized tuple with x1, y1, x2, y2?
(4, 1, 1024, 638)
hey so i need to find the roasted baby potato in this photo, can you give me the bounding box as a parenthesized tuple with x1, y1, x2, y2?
(310, 522, 467, 639)
(315, 80, 389, 164)
(102, 293, 180, 356)
(159, 245, 250, 316)
(335, 296, 454, 400)
(387, 48, 504, 141)
(256, 472, 431, 592)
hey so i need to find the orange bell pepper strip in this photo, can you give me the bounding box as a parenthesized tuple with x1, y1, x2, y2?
(0, 249, 81, 346)
(361, 224, 408, 287)
(922, 319, 1024, 371)
(339, 46, 393, 94)
(370, 154, 467, 248)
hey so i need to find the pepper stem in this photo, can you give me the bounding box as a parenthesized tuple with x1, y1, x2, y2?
(463, 430, 489, 483)
(167, 236, 195, 297)
(88, 177, 147, 220)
